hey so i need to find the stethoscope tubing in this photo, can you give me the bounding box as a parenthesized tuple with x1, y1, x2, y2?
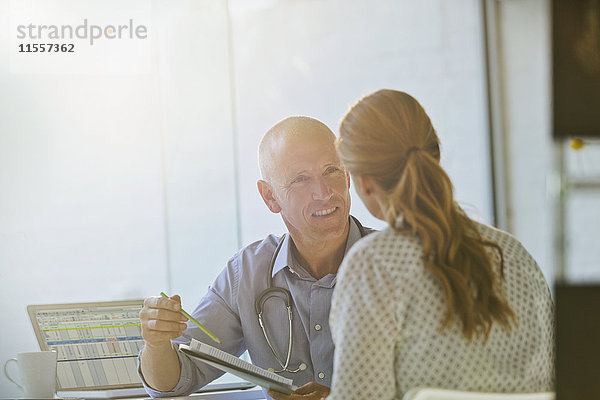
(255, 216, 366, 373)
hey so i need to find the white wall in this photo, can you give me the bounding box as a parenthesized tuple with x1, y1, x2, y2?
(0, 1, 171, 397)
(497, 0, 554, 281)
(152, 1, 240, 312)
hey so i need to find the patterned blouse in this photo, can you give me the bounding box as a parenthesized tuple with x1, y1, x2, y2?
(328, 221, 554, 400)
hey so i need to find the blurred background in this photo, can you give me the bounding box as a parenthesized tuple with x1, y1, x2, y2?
(1, 0, 599, 396)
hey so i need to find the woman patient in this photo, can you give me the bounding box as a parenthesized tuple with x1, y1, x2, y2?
(327, 89, 554, 399)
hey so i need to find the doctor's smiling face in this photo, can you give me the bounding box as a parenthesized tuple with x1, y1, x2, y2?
(258, 117, 351, 247)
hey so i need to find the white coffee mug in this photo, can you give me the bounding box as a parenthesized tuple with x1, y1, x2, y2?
(3, 351, 58, 398)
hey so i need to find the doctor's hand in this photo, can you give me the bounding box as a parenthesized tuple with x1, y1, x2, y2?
(139, 294, 188, 348)
(268, 382, 330, 400)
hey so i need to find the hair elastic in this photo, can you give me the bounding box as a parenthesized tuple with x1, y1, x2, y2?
(405, 146, 421, 158)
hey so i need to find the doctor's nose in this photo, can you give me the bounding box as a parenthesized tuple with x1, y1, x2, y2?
(312, 178, 333, 200)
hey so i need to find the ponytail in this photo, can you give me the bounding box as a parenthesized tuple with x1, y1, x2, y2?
(387, 148, 515, 340)
(338, 89, 515, 341)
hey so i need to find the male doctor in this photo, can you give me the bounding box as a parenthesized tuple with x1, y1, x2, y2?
(138, 116, 372, 399)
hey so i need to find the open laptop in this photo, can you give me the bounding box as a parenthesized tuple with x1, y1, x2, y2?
(27, 300, 254, 398)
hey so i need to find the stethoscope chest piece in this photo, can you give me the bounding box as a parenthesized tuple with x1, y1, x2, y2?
(268, 363, 306, 373)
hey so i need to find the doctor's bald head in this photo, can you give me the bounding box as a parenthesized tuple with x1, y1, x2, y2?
(258, 116, 337, 184)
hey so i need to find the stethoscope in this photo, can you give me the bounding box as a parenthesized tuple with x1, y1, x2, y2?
(254, 216, 367, 373)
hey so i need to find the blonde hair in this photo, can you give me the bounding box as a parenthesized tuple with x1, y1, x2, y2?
(337, 89, 515, 340)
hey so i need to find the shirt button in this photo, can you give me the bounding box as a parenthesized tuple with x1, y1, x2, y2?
(318, 372, 325, 379)
(314, 324, 322, 331)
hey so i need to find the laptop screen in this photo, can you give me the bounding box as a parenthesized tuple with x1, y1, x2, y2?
(27, 300, 145, 391)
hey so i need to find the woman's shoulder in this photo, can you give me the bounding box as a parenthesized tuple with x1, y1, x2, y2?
(350, 224, 422, 255)
(343, 224, 425, 281)
(473, 221, 549, 285)
(474, 221, 531, 257)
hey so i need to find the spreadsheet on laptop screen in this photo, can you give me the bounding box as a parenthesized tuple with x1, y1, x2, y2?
(28, 301, 145, 390)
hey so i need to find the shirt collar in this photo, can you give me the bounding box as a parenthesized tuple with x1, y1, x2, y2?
(271, 233, 293, 278)
(271, 216, 364, 278)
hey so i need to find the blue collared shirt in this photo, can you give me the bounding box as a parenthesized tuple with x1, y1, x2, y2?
(139, 217, 371, 398)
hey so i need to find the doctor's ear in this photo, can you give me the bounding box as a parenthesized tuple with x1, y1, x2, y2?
(257, 180, 282, 213)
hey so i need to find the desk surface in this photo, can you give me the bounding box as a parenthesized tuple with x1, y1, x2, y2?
(2, 382, 267, 400)
(165, 387, 266, 399)
(59, 387, 267, 400)
(0, 386, 268, 400)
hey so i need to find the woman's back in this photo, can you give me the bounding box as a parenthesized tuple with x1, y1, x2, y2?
(330, 89, 554, 400)
(329, 220, 554, 399)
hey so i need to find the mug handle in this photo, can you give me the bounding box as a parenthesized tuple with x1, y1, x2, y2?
(3, 358, 23, 389)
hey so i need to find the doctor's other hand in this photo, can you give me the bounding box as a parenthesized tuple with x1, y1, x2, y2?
(140, 294, 188, 347)
(268, 382, 330, 400)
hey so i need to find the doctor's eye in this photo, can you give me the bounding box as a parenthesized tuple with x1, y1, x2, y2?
(325, 166, 342, 174)
(291, 175, 309, 184)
